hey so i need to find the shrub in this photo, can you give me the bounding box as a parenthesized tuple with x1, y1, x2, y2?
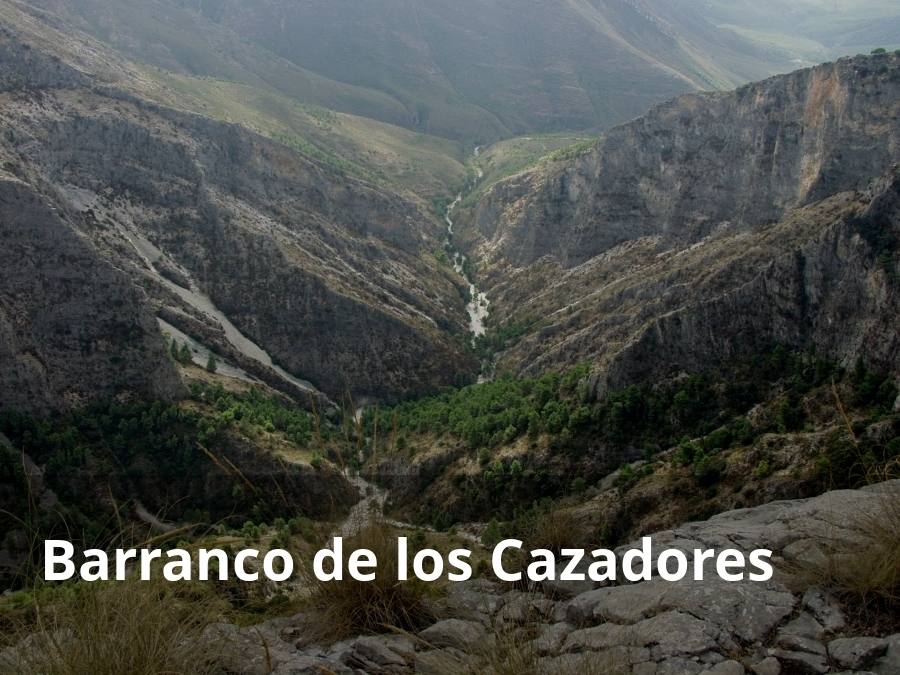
(674, 439, 700, 467)
(754, 459, 773, 480)
(478, 447, 492, 466)
(614, 464, 637, 490)
(692, 452, 724, 486)
(524, 508, 585, 556)
(777, 394, 805, 432)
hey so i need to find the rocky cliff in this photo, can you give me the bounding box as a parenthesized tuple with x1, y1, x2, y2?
(470, 53, 900, 266)
(462, 53, 900, 386)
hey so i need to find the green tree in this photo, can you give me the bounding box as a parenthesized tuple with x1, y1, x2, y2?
(169, 339, 181, 362)
(206, 354, 218, 373)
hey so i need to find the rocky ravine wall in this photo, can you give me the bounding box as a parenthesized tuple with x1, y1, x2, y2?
(0, 28, 477, 409)
(462, 53, 900, 387)
(602, 171, 900, 392)
(470, 52, 900, 269)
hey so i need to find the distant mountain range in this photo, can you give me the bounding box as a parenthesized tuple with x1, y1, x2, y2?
(17, 0, 900, 142)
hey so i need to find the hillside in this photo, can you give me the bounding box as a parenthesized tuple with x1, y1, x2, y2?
(18, 0, 817, 141)
(699, 0, 900, 60)
(0, 23, 478, 410)
(0, 0, 470, 200)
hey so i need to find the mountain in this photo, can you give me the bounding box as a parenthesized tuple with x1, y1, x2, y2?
(2, 3, 897, 414)
(0, 0, 471, 200)
(459, 53, 900, 389)
(0, 20, 477, 412)
(18, 0, 821, 141)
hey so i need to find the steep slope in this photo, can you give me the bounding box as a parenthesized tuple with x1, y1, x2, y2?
(13, 0, 414, 129)
(18, 0, 805, 141)
(0, 173, 184, 414)
(0, 25, 477, 409)
(461, 53, 900, 386)
(0, 0, 469, 200)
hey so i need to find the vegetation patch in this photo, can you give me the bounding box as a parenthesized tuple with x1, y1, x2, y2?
(366, 347, 898, 529)
(299, 521, 435, 640)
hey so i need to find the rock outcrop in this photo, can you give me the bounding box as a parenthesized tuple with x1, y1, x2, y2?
(196, 480, 900, 674)
(470, 53, 900, 268)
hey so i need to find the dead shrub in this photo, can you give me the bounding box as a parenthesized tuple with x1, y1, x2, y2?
(794, 483, 900, 633)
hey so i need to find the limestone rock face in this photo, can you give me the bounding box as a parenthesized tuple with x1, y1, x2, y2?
(600, 172, 900, 392)
(471, 53, 900, 268)
(461, 53, 900, 386)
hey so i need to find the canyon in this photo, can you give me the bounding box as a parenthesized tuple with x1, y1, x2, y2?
(0, 3, 897, 673)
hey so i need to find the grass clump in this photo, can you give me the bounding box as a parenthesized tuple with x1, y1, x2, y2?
(1, 579, 221, 675)
(795, 485, 900, 634)
(451, 625, 632, 675)
(300, 521, 435, 641)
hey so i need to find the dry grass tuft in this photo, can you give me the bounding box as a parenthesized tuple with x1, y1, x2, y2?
(455, 625, 633, 675)
(492, 507, 590, 591)
(300, 520, 435, 641)
(526, 508, 586, 555)
(794, 484, 900, 633)
(1, 579, 221, 675)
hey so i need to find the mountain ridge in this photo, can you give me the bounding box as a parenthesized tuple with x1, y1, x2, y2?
(16, 0, 831, 141)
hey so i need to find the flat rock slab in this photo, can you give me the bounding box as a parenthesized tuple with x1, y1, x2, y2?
(564, 609, 729, 660)
(566, 577, 794, 644)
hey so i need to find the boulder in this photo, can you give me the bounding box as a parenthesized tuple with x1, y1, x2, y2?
(531, 622, 574, 656)
(827, 636, 889, 671)
(418, 619, 486, 652)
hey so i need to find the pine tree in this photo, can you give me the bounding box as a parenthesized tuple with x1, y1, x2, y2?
(179, 343, 192, 364)
(206, 354, 218, 373)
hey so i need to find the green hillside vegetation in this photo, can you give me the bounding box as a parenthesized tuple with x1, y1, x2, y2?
(469, 135, 597, 196)
(364, 348, 899, 527)
(0, 384, 351, 586)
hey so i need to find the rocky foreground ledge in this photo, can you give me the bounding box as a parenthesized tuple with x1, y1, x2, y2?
(210, 481, 900, 674)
